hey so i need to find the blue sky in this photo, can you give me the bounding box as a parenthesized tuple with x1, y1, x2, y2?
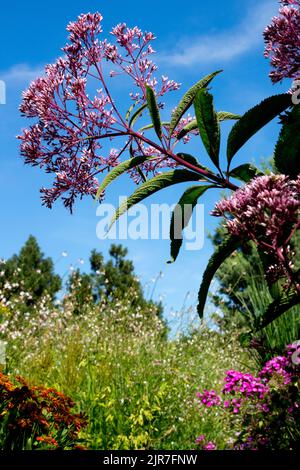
(0, 0, 288, 328)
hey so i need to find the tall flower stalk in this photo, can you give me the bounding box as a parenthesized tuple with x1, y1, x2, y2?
(18, 13, 237, 212)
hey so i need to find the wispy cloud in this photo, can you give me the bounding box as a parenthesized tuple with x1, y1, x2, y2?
(0, 64, 44, 84)
(159, 0, 277, 67)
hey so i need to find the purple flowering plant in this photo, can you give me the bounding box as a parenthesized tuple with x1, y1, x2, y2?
(195, 342, 300, 450)
(19, 2, 300, 332)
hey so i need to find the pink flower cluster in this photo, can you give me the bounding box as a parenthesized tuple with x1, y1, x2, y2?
(264, 0, 300, 83)
(212, 174, 300, 284)
(259, 355, 292, 384)
(196, 389, 221, 407)
(223, 370, 269, 399)
(194, 435, 216, 450)
(18, 12, 180, 211)
(195, 343, 300, 450)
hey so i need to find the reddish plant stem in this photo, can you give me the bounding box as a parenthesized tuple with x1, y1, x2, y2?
(285, 219, 300, 246)
(129, 129, 239, 191)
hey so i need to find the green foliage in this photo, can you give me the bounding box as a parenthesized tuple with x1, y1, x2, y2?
(168, 185, 213, 263)
(1, 290, 252, 450)
(274, 104, 300, 177)
(177, 111, 240, 141)
(110, 169, 201, 229)
(128, 103, 147, 128)
(210, 223, 300, 360)
(256, 292, 300, 331)
(66, 244, 164, 323)
(227, 94, 291, 167)
(168, 70, 222, 136)
(96, 154, 156, 200)
(217, 111, 241, 122)
(197, 236, 241, 318)
(93, 83, 293, 335)
(145, 85, 163, 140)
(0, 235, 61, 308)
(138, 122, 170, 133)
(194, 89, 220, 169)
(176, 153, 210, 172)
(229, 163, 263, 183)
(0, 371, 86, 450)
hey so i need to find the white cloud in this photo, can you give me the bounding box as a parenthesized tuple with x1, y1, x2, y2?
(0, 64, 44, 84)
(159, 1, 277, 67)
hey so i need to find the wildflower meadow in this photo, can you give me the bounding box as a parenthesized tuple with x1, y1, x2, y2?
(0, 0, 299, 460)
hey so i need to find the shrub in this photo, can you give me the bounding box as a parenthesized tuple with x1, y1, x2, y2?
(195, 342, 300, 450)
(0, 372, 86, 450)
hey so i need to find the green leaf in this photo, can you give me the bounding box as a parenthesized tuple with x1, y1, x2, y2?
(229, 163, 263, 183)
(95, 155, 156, 200)
(194, 89, 220, 168)
(197, 236, 241, 318)
(217, 111, 241, 121)
(168, 185, 213, 263)
(169, 70, 222, 136)
(177, 120, 198, 140)
(145, 85, 163, 140)
(129, 141, 148, 183)
(138, 122, 170, 133)
(126, 102, 138, 122)
(256, 293, 300, 330)
(177, 111, 240, 140)
(227, 93, 291, 166)
(274, 104, 300, 177)
(128, 103, 147, 128)
(109, 169, 201, 231)
(177, 153, 211, 173)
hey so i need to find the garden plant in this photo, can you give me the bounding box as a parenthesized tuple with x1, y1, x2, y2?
(0, 0, 299, 451)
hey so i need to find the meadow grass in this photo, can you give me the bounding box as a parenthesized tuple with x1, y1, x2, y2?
(1, 291, 253, 450)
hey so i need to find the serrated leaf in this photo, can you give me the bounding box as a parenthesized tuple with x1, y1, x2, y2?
(109, 169, 201, 231)
(169, 70, 222, 136)
(177, 111, 240, 140)
(256, 293, 300, 330)
(197, 236, 241, 318)
(227, 93, 291, 166)
(217, 111, 241, 121)
(168, 185, 213, 263)
(145, 85, 162, 140)
(95, 155, 156, 200)
(229, 163, 263, 183)
(128, 103, 147, 128)
(274, 104, 300, 177)
(194, 89, 220, 168)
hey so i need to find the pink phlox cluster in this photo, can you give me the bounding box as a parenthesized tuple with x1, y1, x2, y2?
(259, 356, 292, 384)
(223, 370, 269, 399)
(196, 389, 221, 407)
